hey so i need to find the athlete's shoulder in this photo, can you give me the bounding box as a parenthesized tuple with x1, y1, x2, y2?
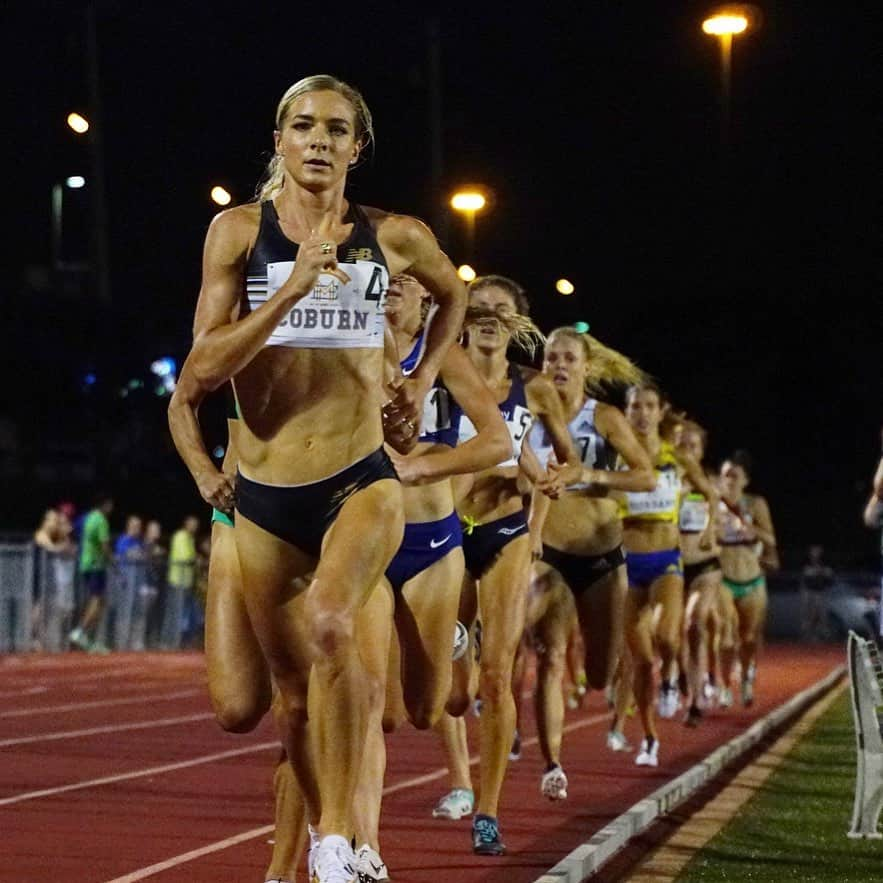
(206, 202, 261, 252)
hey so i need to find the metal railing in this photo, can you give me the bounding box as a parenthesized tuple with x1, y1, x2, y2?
(0, 543, 204, 653)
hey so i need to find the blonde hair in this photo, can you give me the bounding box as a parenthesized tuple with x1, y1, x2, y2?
(547, 326, 645, 394)
(464, 305, 545, 358)
(256, 74, 374, 202)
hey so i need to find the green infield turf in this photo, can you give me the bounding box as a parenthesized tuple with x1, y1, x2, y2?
(677, 690, 883, 882)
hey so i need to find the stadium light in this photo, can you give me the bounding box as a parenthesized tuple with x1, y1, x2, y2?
(573, 321, 590, 334)
(66, 176, 86, 189)
(67, 112, 90, 134)
(458, 264, 477, 282)
(211, 185, 232, 206)
(450, 188, 488, 261)
(556, 279, 575, 295)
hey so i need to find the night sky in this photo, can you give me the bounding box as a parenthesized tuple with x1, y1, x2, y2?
(4, 1, 881, 567)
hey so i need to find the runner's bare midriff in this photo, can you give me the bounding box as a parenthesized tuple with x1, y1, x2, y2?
(458, 467, 522, 523)
(720, 545, 762, 582)
(623, 519, 680, 554)
(234, 345, 385, 485)
(543, 495, 622, 556)
(400, 441, 458, 523)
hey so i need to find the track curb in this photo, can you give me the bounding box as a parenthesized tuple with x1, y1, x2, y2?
(532, 663, 846, 882)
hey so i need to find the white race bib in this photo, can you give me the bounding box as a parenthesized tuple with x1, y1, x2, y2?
(256, 260, 387, 349)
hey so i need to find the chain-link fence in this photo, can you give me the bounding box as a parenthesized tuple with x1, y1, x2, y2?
(0, 543, 204, 653)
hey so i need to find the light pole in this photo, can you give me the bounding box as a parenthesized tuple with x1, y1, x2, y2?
(51, 177, 89, 273)
(701, 4, 760, 148)
(450, 190, 487, 262)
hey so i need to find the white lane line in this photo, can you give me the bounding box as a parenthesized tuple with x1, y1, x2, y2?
(101, 710, 612, 882)
(0, 713, 214, 748)
(103, 825, 277, 883)
(0, 741, 279, 807)
(0, 689, 203, 719)
(0, 686, 49, 700)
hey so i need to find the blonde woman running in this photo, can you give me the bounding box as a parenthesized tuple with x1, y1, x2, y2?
(717, 451, 777, 707)
(183, 74, 465, 883)
(432, 276, 579, 855)
(525, 327, 653, 797)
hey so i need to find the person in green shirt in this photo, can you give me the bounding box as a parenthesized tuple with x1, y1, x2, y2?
(69, 493, 114, 652)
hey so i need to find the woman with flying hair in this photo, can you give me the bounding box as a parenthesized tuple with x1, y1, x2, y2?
(181, 74, 466, 883)
(522, 326, 655, 799)
(431, 275, 580, 856)
(611, 382, 716, 768)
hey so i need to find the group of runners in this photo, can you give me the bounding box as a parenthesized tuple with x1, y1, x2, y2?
(168, 74, 778, 883)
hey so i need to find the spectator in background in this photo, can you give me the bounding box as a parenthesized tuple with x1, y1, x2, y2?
(163, 515, 199, 649)
(32, 509, 63, 649)
(800, 544, 835, 641)
(863, 436, 883, 636)
(114, 515, 144, 560)
(142, 519, 167, 650)
(69, 493, 114, 652)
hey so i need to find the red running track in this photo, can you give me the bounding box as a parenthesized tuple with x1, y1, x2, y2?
(0, 644, 842, 883)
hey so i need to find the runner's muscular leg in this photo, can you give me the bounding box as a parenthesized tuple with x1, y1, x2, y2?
(397, 547, 465, 729)
(206, 522, 271, 733)
(577, 564, 627, 691)
(650, 574, 685, 683)
(475, 534, 531, 818)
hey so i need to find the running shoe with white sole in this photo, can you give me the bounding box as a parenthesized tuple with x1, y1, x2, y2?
(311, 834, 355, 883)
(355, 843, 389, 882)
(606, 729, 633, 752)
(472, 813, 506, 856)
(540, 764, 568, 800)
(718, 686, 734, 708)
(509, 729, 522, 761)
(741, 677, 755, 707)
(635, 737, 659, 767)
(657, 682, 679, 719)
(432, 788, 474, 820)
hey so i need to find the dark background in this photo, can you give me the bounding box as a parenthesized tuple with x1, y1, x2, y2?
(3, 1, 880, 566)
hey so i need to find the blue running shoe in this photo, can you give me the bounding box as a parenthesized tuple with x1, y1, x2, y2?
(472, 814, 506, 856)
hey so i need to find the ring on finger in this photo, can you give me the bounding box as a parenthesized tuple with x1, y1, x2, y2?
(320, 241, 334, 255)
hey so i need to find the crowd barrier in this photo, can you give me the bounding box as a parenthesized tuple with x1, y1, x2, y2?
(1, 541, 879, 653)
(0, 543, 202, 653)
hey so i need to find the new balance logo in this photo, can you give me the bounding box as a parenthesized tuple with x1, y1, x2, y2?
(430, 534, 452, 549)
(346, 247, 374, 262)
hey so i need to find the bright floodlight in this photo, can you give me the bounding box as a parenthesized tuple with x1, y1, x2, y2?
(211, 185, 232, 206)
(573, 321, 590, 334)
(66, 176, 86, 189)
(67, 112, 90, 134)
(702, 14, 748, 35)
(451, 192, 486, 212)
(458, 264, 477, 282)
(556, 279, 575, 295)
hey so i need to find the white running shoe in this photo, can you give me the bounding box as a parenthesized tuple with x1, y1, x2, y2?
(606, 729, 633, 752)
(311, 834, 355, 883)
(635, 737, 659, 767)
(657, 684, 679, 719)
(540, 765, 569, 801)
(307, 825, 320, 880)
(741, 678, 755, 707)
(432, 788, 474, 820)
(355, 844, 389, 882)
(719, 686, 734, 708)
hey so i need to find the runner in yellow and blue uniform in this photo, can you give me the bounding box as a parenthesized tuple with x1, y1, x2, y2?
(612, 383, 716, 768)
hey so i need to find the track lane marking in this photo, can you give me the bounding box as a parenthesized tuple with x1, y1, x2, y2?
(0, 712, 215, 747)
(0, 688, 203, 718)
(100, 711, 612, 882)
(0, 741, 279, 806)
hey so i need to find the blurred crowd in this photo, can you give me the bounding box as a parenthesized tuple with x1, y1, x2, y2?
(24, 495, 211, 653)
